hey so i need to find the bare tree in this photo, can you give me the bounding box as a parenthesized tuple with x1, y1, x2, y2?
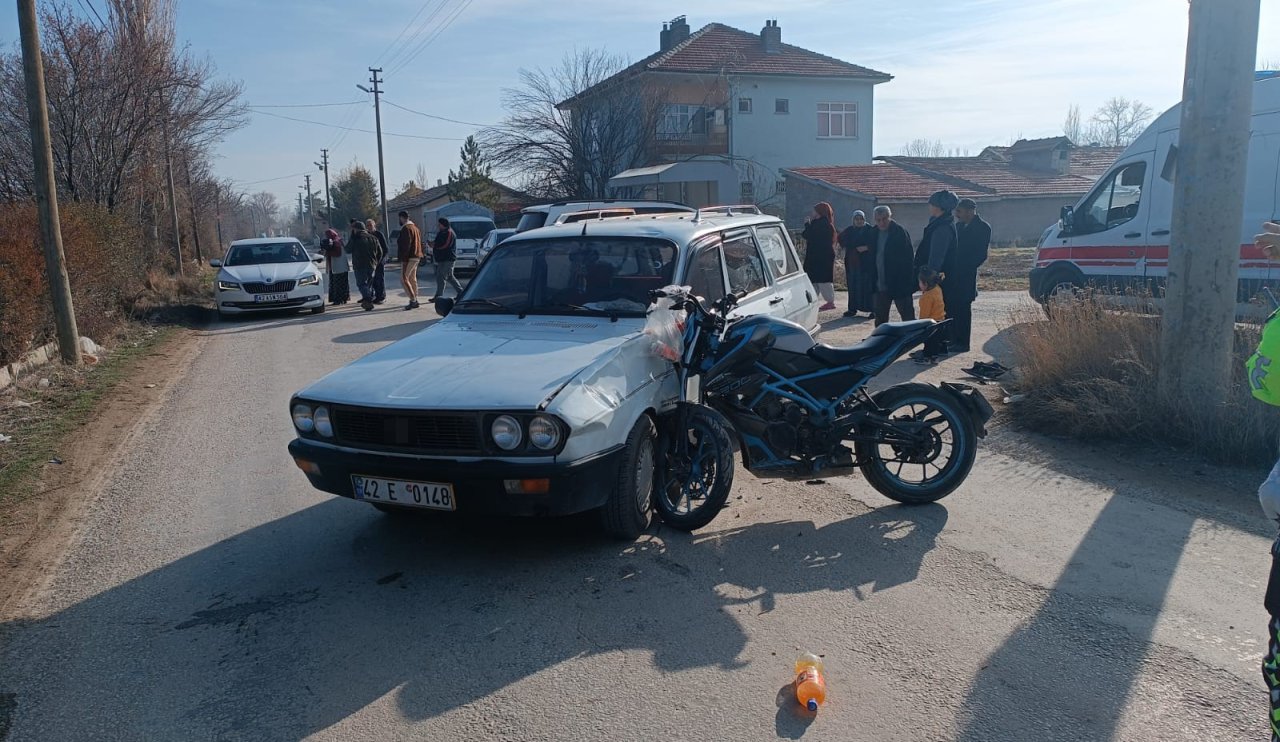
(900, 138, 946, 157)
(1063, 104, 1083, 144)
(1086, 97, 1153, 147)
(415, 163, 431, 189)
(481, 49, 665, 200)
(248, 191, 278, 234)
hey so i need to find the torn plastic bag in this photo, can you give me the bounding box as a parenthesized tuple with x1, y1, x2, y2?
(644, 289, 688, 362)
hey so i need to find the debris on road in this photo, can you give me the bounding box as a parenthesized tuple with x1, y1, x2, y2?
(794, 652, 827, 712)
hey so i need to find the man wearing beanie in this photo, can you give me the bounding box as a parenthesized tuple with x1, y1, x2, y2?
(951, 198, 991, 352)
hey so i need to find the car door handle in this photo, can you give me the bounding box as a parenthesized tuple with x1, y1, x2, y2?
(769, 296, 785, 305)
(1151, 229, 1170, 236)
(1124, 232, 1142, 239)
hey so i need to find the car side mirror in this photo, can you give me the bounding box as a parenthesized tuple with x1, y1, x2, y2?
(435, 297, 455, 317)
(313, 256, 324, 264)
(1059, 205, 1075, 235)
(209, 259, 222, 267)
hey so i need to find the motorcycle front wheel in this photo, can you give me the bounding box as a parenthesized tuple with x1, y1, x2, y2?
(854, 383, 977, 504)
(653, 404, 735, 531)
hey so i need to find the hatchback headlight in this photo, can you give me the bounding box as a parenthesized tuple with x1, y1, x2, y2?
(491, 415, 523, 451)
(298, 274, 320, 287)
(528, 415, 562, 450)
(218, 280, 240, 291)
(292, 403, 314, 433)
(313, 406, 334, 437)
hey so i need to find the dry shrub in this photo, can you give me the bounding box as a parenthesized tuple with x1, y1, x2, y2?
(1007, 293, 1280, 465)
(0, 202, 194, 366)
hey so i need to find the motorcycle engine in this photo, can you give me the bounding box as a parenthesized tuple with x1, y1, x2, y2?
(759, 397, 806, 456)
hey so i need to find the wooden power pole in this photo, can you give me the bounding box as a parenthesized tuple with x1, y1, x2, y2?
(17, 0, 79, 365)
(1160, 0, 1260, 405)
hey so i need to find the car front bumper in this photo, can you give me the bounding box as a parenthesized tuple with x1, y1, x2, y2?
(218, 289, 324, 312)
(288, 438, 624, 516)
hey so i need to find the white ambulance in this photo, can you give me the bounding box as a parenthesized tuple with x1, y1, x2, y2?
(1030, 74, 1280, 307)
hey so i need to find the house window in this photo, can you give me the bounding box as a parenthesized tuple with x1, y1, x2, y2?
(657, 104, 708, 141)
(738, 98, 752, 114)
(817, 102, 858, 138)
(740, 181, 754, 203)
(775, 98, 789, 115)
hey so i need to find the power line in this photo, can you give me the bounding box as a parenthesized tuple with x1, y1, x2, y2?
(75, 0, 106, 29)
(250, 108, 466, 141)
(382, 98, 490, 128)
(388, 0, 474, 76)
(374, 0, 445, 68)
(232, 171, 311, 187)
(382, 0, 451, 72)
(248, 101, 366, 109)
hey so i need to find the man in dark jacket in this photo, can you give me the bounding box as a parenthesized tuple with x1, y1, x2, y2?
(915, 190, 959, 277)
(949, 198, 992, 352)
(348, 221, 383, 311)
(870, 205, 916, 325)
(431, 217, 465, 299)
(366, 218, 389, 304)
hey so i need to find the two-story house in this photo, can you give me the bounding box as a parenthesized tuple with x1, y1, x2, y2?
(558, 16, 891, 210)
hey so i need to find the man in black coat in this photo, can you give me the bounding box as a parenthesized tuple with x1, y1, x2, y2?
(366, 219, 390, 304)
(870, 205, 916, 325)
(949, 198, 991, 352)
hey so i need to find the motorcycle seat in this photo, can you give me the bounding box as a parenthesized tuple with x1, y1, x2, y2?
(807, 335, 897, 367)
(871, 319, 938, 337)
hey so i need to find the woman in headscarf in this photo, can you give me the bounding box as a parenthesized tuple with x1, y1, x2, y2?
(838, 209, 876, 317)
(323, 227, 350, 305)
(802, 201, 838, 311)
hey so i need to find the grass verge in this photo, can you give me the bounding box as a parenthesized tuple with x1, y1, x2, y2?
(1004, 293, 1280, 465)
(0, 325, 173, 517)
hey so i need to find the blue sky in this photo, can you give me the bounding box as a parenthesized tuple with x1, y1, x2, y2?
(3, 0, 1280, 210)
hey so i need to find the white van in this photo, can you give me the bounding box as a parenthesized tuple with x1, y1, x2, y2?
(1030, 75, 1280, 307)
(515, 200, 693, 233)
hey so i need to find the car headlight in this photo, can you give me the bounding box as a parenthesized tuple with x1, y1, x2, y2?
(298, 274, 320, 287)
(218, 280, 240, 291)
(313, 406, 334, 437)
(491, 415, 523, 451)
(292, 403, 314, 433)
(528, 415, 562, 450)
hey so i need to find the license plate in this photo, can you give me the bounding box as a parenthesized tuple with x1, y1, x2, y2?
(352, 475, 455, 511)
(254, 293, 288, 303)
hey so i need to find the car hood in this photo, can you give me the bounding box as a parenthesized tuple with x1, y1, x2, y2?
(298, 316, 652, 411)
(220, 263, 316, 283)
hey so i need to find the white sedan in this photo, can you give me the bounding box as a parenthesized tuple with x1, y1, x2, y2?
(211, 238, 326, 318)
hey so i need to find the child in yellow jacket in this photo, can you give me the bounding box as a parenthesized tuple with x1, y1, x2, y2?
(916, 269, 947, 363)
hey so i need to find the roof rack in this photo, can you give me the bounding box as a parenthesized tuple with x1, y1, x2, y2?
(691, 204, 764, 223)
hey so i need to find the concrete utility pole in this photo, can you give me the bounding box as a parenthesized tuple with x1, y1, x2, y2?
(296, 190, 304, 235)
(316, 149, 331, 228)
(213, 183, 224, 252)
(358, 68, 390, 231)
(17, 0, 79, 365)
(303, 174, 316, 240)
(1160, 0, 1260, 406)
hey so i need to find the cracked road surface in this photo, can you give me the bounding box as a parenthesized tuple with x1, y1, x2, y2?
(0, 289, 1269, 741)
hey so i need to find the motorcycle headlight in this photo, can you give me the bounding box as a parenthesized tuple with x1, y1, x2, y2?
(528, 415, 562, 450)
(491, 415, 523, 451)
(298, 274, 320, 287)
(313, 406, 334, 437)
(291, 403, 314, 433)
(218, 280, 240, 291)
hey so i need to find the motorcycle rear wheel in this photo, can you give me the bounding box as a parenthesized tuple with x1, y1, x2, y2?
(653, 404, 735, 531)
(854, 383, 977, 504)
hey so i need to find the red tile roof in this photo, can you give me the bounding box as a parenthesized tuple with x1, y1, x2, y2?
(788, 145, 1124, 202)
(561, 23, 890, 108)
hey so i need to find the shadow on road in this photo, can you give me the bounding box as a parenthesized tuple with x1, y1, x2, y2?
(955, 492, 1197, 741)
(331, 318, 441, 344)
(0, 501, 945, 739)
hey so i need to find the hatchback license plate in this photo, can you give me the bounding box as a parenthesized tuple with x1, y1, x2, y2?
(254, 293, 288, 303)
(352, 475, 455, 511)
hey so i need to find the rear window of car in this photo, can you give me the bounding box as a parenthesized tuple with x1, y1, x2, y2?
(453, 220, 497, 240)
(516, 212, 549, 232)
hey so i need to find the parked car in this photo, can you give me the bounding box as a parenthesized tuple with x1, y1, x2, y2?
(211, 238, 326, 318)
(286, 209, 819, 537)
(1030, 74, 1280, 312)
(477, 228, 517, 262)
(515, 200, 693, 232)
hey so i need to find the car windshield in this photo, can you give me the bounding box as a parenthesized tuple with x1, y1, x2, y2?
(458, 237, 677, 317)
(454, 220, 497, 239)
(225, 243, 309, 266)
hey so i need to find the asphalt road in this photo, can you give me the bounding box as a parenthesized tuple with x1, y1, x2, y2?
(0, 277, 1270, 741)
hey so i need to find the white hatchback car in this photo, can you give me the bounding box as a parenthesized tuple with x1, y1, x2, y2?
(287, 209, 818, 537)
(211, 238, 326, 318)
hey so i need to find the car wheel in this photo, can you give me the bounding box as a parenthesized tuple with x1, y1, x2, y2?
(311, 303, 325, 315)
(598, 415, 656, 540)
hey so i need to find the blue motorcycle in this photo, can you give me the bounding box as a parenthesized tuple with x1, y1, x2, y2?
(651, 287, 993, 532)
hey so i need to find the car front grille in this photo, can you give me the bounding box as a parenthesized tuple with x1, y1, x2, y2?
(243, 280, 297, 294)
(332, 407, 483, 454)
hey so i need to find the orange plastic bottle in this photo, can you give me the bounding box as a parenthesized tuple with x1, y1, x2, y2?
(794, 653, 827, 712)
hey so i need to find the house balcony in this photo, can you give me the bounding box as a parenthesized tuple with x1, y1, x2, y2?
(653, 131, 729, 157)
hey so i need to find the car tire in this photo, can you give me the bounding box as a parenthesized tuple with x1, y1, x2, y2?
(598, 415, 656, 540)
(311, 303, 325, 315)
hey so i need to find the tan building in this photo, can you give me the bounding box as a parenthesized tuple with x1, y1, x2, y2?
(783, 137, 1124, 244)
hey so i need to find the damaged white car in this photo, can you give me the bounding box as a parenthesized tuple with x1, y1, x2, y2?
(287, 208, 819, 538)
